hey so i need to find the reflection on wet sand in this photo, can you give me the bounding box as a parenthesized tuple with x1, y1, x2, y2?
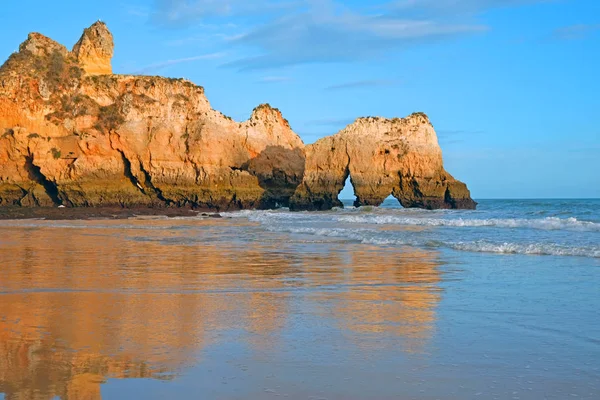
(306, 246, 442, 353)
(0, 219, 442, 399)
(352, 247, 441, 347)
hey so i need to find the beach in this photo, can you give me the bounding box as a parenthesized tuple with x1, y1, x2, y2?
(0, 199, 599, 399)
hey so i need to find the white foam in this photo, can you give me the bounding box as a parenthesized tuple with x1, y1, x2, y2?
(336, 215, 600, 232)
(260, 225, 600, 259)
(448, 241, 600, 258)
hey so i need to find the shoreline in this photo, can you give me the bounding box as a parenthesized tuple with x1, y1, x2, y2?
(0, 206, 222, 221)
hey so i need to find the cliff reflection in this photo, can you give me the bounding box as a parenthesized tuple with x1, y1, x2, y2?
(308, 245, 442, 353)
(0, 219, 443, 399)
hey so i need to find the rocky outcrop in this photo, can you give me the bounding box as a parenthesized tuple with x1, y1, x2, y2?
(19, 32, 69, 59)
(289, 114, 476, 210)
(72, 21, 113, 75)
(0, 23, 475, 211)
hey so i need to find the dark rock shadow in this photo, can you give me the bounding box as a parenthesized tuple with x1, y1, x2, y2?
(244, 146, 305, 209)
(24, 155, 62, 206)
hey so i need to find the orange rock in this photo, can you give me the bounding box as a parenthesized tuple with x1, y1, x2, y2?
(0, 23, 475, 211)
(72, 21, 113, 76)
(290, 114, 476, 210)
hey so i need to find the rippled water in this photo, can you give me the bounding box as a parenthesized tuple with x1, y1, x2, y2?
(229, 199, 600, 258)
(0, 200, 599, 399)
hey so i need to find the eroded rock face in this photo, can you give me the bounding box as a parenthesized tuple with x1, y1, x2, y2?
(19, 33, 69, 59)
(0, 24, 304, 210)
(72, 21, 113, 75)
(0, 23, 475, 211)
(289, 114, 476, 210)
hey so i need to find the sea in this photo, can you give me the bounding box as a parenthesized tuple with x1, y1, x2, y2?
(0, 199, 599, 399)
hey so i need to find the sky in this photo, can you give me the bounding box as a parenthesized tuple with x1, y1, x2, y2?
(1, 0, 598, 199)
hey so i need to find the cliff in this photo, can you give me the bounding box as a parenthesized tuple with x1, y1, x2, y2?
(290, 114, 476, 210)
(0, 22, 475, 211)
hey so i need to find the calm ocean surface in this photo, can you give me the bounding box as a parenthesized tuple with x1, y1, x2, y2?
(0, 199, 599, 399)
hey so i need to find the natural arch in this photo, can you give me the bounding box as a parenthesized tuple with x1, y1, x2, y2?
(338, 170, 358, 208)
(289, 114, 476, 211)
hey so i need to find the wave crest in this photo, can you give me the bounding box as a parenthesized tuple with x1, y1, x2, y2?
(261, 225, 600, 259)
(336, 215, 600, 232)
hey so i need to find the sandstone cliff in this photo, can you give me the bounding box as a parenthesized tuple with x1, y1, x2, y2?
(0, 22, 475, 211)
(289, 114, 476, 210)
(72, 21, 114, 75)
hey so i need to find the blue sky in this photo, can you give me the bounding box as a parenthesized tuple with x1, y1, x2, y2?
(1, 0, 598, 199)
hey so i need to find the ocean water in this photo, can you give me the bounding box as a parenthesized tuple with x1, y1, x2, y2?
(0, 199, 599, 399)
(229, 198, 600, 259)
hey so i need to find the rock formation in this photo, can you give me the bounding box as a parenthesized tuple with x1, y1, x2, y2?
(289, 114, 476, 210)
(0, 22, 475, 211)
(72, 21, 114, 75)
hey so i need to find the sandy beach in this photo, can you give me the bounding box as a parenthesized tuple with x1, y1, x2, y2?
(1, 200, 598, 399)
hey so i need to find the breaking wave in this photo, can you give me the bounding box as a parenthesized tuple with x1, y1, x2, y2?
(225, 206, 600, 259)
(263, 225, 600, 258)
(447, 241, 600, 258)
(335, 215, 600, 232)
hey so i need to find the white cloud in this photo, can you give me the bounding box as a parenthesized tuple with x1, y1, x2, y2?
(153, 0, 300, 25)
(389, 0, 553, 14)
(133, 52, 227, 74)
(151, 0, 557, 69)
(225, 0, 487, 69)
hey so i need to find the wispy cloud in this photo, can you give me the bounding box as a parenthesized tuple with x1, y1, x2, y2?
(164, 33, 234, 47)
(256, 76, 293, 83)
(133, 52, 227, 74)
(151, 0, 556, 70)
(125, 4, 150, 18)
(388, 0, 553, 15)
(325, 79, 400, 91)
(223, 0, 487, 70)
(552, 24, 600, 40)
(152, 0, 300, 26)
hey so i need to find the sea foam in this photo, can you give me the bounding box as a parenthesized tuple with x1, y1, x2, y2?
(270, 225, 600, 258)
(335, 215, 600, 232)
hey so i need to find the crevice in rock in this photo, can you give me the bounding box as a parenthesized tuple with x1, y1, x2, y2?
(444, 186, 453, 208)
(15, 185, 30, 207)
(118, 150, 145, 194)
(116, 150, 171, 206)
(24, 155, 62, 206)
(139, 163, 171, 205)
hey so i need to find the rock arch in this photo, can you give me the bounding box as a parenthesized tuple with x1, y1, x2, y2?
(290, 114, 476, 211)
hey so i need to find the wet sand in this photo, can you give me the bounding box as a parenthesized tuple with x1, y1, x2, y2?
(0, 217, 598, 399)
(0, 206, 221, 220)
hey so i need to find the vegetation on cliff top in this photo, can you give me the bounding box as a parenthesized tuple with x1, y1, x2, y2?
(0, 48, 84, 94)
(95, 103, 125, 132)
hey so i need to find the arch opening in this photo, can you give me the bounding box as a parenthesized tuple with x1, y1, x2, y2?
(384, 194, 404, 209)
(338, 172, 357, 209)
